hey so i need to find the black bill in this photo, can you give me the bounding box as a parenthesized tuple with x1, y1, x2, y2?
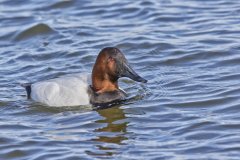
(118, 61, 148, 83)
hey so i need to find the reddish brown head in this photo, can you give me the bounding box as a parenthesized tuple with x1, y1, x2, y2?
(92, 47, 147, 93)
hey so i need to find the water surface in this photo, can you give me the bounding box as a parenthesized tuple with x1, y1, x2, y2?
(1, 0, 240, 159)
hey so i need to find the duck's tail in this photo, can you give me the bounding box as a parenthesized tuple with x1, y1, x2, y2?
(21, 83, 32, 99)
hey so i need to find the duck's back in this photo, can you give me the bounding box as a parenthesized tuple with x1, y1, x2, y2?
(31, 74, 90, 106)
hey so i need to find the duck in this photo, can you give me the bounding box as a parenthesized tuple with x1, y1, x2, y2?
(22, 47, 147, 107)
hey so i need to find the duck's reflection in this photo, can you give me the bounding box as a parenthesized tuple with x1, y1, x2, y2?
(94, 106, 128, 143)
(87, 106, 128, 156)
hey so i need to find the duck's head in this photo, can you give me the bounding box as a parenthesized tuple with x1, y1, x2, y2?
(92, 47, 147, 93)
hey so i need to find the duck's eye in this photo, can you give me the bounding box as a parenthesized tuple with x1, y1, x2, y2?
(107, 56, 115, 63)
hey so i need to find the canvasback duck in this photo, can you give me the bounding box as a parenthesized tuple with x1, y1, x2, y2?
(22, 47, 147, 106)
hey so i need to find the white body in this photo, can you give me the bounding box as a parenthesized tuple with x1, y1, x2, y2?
(31, 74, 90, 106)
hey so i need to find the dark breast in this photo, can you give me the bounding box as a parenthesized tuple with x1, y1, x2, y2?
(88, 86, 127, 105)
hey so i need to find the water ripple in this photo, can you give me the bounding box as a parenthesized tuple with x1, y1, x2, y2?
(14, 23, 56, 41)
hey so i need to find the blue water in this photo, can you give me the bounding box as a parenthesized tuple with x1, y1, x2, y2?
(1, 0, 240, 159)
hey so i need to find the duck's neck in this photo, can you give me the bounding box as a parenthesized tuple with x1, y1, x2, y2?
(92, 67, 118, 93)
